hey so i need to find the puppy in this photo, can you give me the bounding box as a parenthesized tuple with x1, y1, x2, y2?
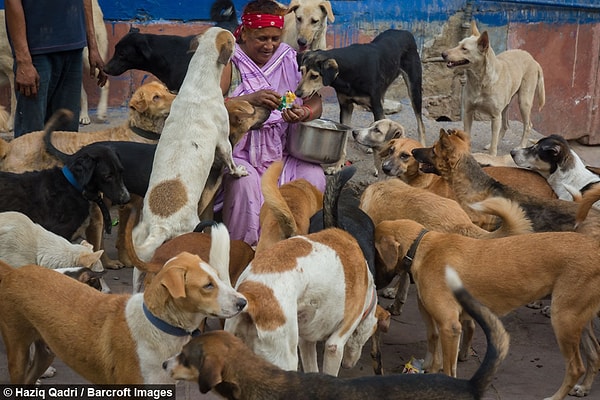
(511, 134, 600, 208)
(296, 29, 426, 173)
(104, 27, 196, 92)
(255, 160, 323, 254)
(374, 218, 600, 400)
(411, 128, 600, 240)
(164, 268, 508, 400)
(379, 137, 556, 201)
(132, 28, 246, 264)
(0, 81, 175, 173)
(352, 118, 405, 176)
(0, 225, 247, 384)
(442, 20, 545, 156)
(281, 0, 335, 52)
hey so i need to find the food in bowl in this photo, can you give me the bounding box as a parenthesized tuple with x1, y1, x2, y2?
(287, 118, 352, 164)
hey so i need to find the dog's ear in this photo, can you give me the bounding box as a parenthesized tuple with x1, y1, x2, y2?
(540, 141, 561, 158)
(374, 235, 400, 276)
(477, 31, 490, 53)
(197, 354, 226, 393)
(216, 30, 235, 65)
(160, 266, 187, 299)
(388, 123, 405, 140)
(320, 1, 335, 23)
(287, 0, 300, 14)
(70, 155, 96, 188)
(78, 250, 104, 268)
(321, 58, 339, 86)
(470, 20, 480, 37)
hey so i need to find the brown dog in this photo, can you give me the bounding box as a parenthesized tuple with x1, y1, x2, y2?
(374, 218, 600, 400)
(255, 160, 324, 254)
(0, 81, 175, 173)
(412, 129, 600, 239)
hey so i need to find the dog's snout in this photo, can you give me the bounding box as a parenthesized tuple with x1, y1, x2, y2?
(236, 297, 248, 311)
(441, 51, 448, 60)
(297, 37, 307, 47)
(352, 130, 359, 139)
(162, 360, 169, 370)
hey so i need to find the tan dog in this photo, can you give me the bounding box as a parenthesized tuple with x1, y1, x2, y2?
(255, 160, 324, 254)
(0, 81, 175, 172)
(225, 228, 378, 377)
(379, 137, 556, 201)
(374, 218, 600, 400)
(351, 118, 405, 177)
(0, 223, 247, 384)
(281, 0, 334, 52)
(411, 128, 600, 240)
(442, 20, 545, 156)
(132, 28, 246, 265)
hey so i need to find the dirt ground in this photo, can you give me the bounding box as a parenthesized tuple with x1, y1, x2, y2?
(1, 94, 600, 400)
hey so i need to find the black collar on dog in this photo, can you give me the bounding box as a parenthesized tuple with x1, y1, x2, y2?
(401, 229, 429, 272)
(143, 302, 202, 337)
(129, 124, 161, 141)
(62, 166, 113, 235)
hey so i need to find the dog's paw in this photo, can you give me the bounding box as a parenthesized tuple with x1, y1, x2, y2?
(230, 165, 248, 178)
(324, 164, 343, 175)
(41, 366, 56, 379)
(79, 114, 91, 125)
(365, 147, 373, 154)
(569, 384, 590, 397)
(381, 287, 397, 299)
(526, 300, 543, 309)
(104, 258, 125, 270)
(541, 305, 552, 318)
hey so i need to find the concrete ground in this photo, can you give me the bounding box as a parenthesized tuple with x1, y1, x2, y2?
(0, 96, 599, 400)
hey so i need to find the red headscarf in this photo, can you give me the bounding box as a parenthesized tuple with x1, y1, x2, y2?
(233, 12, 284, 39)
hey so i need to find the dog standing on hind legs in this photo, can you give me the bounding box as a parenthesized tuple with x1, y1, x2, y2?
(442, 20, 545, 156)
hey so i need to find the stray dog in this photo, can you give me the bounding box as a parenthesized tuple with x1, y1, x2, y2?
(255, 160, 323, 254)
(379, 137, 556, 201)
(511, 134, 600, 208)
(132, 28, 246, 263)
(412, 128, 600, 240)
(0, 225, 247, 384)
(281, 0, 335, 52)
(352, 118, 405, 176)
(165, 268, 508, 400)
(375, 218, 600, 400)
(104, 28, 196, 92)
(296, 29, 426, 173)
(0, 81, 174, 173)
(442, 20, 545, 156)
(0, 110, 130, 242)
(210, 0, 239, 32)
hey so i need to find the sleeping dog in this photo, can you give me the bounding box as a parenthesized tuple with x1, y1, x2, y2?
(295, 29, 426, 173)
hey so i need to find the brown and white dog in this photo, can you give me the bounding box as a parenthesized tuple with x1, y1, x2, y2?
(511, 134, 600, 208)
(281, 0, 335, 52)
(0, 81, 175, 173)
(164, 269, 509, 400)
(442, 20, 545, 156)
(224, 228, 378, 377)
(374, 218, 600, 400)
(351, 118, 405, 177)
(0, 224, 247, 384)
(255, 160, 323, 254)
(132, 28, 246, 264)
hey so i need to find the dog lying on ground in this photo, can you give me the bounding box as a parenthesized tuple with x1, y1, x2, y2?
(164, 267, 508, 400)
(0, 81, 174, 173)
(352, 118, 406, 176)
(132, 28, 246, 266)
(296, 29, 426, 173)
(378, 137, 557, 201)
(281, 0, 335, 52)
(511, 134, 600, 208)
(375, 218, 600, 400)
(255, 160, 323, 254)
(0, 224, 247, 384)
(0, 110, 130, 246)
(412, 128, 600, 240)
(442, 20, 545, 156)
(104, 28, 196, 92)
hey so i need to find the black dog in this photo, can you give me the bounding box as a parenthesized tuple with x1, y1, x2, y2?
(210, 0, 238, 32)
(0, 110, 130, 240)
(296, 29, 426, 147)
(104, 27, 196, 91)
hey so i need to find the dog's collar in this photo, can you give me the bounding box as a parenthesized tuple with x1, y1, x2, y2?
(129, 124, 161, 141)
(62, 165, 83, 192)
(142, 302, 202, 337)
(401, 229, 429, 272)
(361, 287, 378, 321)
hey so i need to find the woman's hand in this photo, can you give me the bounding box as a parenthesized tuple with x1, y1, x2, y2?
(282, 105, 309, 123)
(240, 89, 281, 110)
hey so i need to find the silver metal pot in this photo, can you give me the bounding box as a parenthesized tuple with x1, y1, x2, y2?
(286, 118, 351, 164)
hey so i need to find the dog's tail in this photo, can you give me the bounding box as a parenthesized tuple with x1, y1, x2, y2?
(122, 201, 163, 274)
(42, 109, 75, 163)
(445, 266, 510, 397)
(208, 223, 232, 287)
(469, 197, 532, 237)
(575, 184, 600, 228)
(260, 160, 298, 239)
(323, 165, 357, 228)
(537, 66, 546, 111)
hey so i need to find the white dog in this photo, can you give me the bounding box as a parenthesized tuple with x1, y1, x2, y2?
(132, 27, 246, 269)
(282, 0, 334, 51)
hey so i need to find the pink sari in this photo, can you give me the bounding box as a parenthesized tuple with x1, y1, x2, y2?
(220, 43, 326, 245)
